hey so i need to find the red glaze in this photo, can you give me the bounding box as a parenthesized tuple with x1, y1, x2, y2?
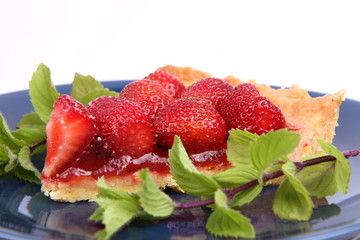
(51, 145, 230, 183)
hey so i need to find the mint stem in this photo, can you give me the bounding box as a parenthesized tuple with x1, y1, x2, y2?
(175, 150, 359, 209)
(29, 139, 47, 154)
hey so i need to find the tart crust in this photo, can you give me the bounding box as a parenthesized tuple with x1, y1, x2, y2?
(42, 65, 345, 201)
(41, 174, 174, 203)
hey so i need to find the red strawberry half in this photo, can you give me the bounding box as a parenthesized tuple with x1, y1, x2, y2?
(217, 89, 286, 135)
(42, 95, 95, 179)
(154, 98, 227, 153)
(119, 79, 174, 119)
(144, 70, 185, 98)
(182, 78, 233, 108)
(87, 96, 156, 158)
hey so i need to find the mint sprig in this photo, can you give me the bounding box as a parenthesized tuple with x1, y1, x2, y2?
(91, 130, 358, 239)
(0, 113, 43, 182)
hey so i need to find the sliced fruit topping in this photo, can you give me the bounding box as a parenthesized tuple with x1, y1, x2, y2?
(144, 70, 185, 98)
(42, 95, 95, 178)
(119, 79, 175, 119)
(217, 84, 286, 135)
(182, 78, 233, 108)
(154, 98, 227, 154)
(87, 96, 156, 158)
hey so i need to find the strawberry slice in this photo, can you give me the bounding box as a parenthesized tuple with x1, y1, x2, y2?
(42, 95, 95, 179)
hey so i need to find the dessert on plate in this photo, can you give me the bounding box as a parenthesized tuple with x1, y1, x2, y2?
(41, 65, 345, 202)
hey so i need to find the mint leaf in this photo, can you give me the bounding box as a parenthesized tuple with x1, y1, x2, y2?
(89, 197, 114, 222)
(250, 129, 300, 174)
(168, 136, 220, 196)
(226, 129, 258, 167)
(96, 176, 139, 204)
(138, 169, 174, 218)
(80, 89, 118, 105)
(297, 159, 338, 197)
(2, 145, 17, 173)
(14, 146, 41, 183)
(318, 139, 351, 194)
(213, 165, 259, 189)
(206, 189, 255, 238)
(0, 145, 17, 174)
(12, 128, 46, 146)
(96, 199, 140, 240)
(70, 73, 103, 98)
(231, 185, 263, 208)
(16, 112, 46, 131)
(89, 207, 105, 222)
(90, 177, 140, 223)
(29, 63, 59, 123)
(0, 114, 26, 152)
(212, 157, 262, 207)
(70, 73, 118, 105)
(273, 162, 313, 221)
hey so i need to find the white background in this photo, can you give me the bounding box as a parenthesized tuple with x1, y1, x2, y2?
(0, 0, 359, 101)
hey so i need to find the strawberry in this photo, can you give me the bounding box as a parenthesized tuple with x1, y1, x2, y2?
(42, 95, 95, 178)
(232, 83, 259, 96)
(182, 78, 233, 108)
(119, 79, 174, 119)
(153, 98, 227, 153)
(87, 96, 156, 158)
(144, 70, 185, 98)
(217, 89, 286, 135)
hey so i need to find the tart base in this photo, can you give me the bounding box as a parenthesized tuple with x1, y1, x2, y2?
(41, 173, 174, 202)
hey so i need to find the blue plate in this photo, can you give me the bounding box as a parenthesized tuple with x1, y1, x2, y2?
(0, 81, 359, 240)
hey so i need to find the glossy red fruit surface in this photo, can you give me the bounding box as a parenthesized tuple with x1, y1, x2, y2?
(232, 83, 260, 96)
(144, 70, 185, 98)
(217, 92, 286, 135)
(182, 78, 233, 108)
(154, 98, 227, 153)
(87, 96, 156, 158)
(42, 95, 95, 178)
(119, 79, 174, 119)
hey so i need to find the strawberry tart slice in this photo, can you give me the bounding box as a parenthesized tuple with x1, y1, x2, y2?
(41, 67, 345, 202)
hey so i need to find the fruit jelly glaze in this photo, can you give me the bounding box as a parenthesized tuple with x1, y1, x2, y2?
(53, 144, 230, 183)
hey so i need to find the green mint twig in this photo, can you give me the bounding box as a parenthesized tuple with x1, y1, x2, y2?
(175, 150, 359, 210)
